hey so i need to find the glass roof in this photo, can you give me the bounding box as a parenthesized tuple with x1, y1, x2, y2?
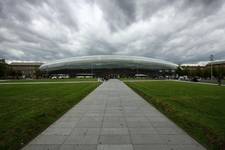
(40, 55, 178, 71)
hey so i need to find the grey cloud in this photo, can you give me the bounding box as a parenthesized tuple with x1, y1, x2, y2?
(179, 0, 224, 17)
(0, 0, 225, 63)
(95, 0, 136, 31)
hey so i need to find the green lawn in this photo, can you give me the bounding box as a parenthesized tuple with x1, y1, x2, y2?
(0, 83, 100, 150)
(0, 78, 97, 83)
(125, 81, 225, 150)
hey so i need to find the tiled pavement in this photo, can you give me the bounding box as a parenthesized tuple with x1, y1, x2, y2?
(22, 79, 205, 150)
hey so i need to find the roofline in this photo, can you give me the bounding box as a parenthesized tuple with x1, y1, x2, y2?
(207, 59, 225, 65)
(40, 55, 178, 71)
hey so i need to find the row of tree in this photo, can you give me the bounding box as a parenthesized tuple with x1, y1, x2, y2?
(176, 66, 225, 79)
(0, 63, 22, 79)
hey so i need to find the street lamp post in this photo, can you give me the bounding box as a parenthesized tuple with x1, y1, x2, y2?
(209, 54, 214, 80)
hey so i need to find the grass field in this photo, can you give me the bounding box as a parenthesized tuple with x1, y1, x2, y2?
(0, 78, 97, 83)
(126, 81, 225, 150)
(0, 82, 100, 150)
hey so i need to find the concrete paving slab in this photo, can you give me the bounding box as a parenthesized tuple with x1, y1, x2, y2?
(103, 121, 127, 128)
(64, 134, 99, 144)
(155, 127, 185, 135)
(133, 145, 168, 150)
(167, 145, 206, 150)
(22, 79, 205, 150)
(101, 128, 129, 135)
(71, 128, 101, 135)
(75, 121, 102, 128)
(127, 121, 152, 128)
(98, 135, 131, 144)
(129, 128, 157, 135)
(97, 144, 133, 150)
(42, 127, 73, 136)
(59, 144, 97, 150)
(130, 134, 165, 144)
(30, 135, 67, 145)
(159, 134, 198, 145)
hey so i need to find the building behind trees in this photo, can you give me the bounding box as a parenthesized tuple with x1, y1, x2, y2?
(179, 60, 225, 80)
(0, 59, 43, 79)
(9, 62, 43, 79)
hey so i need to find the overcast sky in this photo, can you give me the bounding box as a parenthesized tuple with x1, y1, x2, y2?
(0, 0, 225, 64)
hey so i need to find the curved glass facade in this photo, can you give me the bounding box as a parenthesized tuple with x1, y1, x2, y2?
(39, 55, 178, 71)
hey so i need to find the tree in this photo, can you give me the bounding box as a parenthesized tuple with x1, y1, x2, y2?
(34, 69, 43, 79)
(176, 66, 184, 76)
(203, 68, 210, 79)
(195, 66, 202, 77)
(0, 63, 7, 79)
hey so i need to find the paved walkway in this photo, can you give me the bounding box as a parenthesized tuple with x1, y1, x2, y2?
(23, 79, 205, 150)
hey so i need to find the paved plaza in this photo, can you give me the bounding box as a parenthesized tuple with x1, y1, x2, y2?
(23, 79, 205, 150)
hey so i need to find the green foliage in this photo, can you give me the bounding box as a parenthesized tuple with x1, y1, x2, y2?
(203, 68, 211, 78)
(126, 81, 225, 150)
(195, 66, 202, 77)
(175, 66, 183, 76)
(178, 66, 225, 79)
(0, 63, 7, 78)
(34, 69, 43, 79)
(0, 83, 100, 150)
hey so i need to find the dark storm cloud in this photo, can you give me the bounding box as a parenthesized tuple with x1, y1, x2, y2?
(0, 0, 225, 63)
